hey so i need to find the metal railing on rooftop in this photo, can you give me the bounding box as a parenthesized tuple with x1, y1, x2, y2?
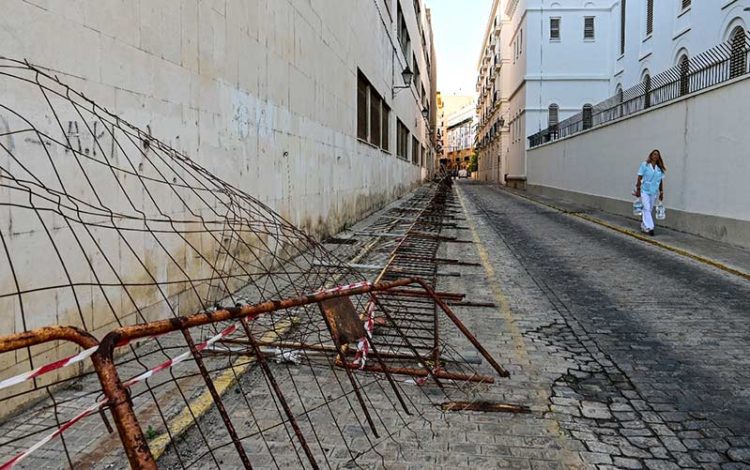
(529, 30, 750, 148)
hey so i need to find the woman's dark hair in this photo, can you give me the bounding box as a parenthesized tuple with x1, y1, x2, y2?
(649, 149, 666, 173)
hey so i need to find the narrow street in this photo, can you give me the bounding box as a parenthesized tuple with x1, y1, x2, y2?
(457, 181, 750, 468)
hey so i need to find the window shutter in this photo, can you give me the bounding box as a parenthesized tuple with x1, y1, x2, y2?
(620, 0, 626, 54)
(357, 73, 368, 140)
(584, 17, 595, 39)
(681, 0, 690, 9)
(646, 0, 654, 35)
(550, 18, 560, 40)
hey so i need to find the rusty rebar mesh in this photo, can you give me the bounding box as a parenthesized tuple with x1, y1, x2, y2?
(0, 58, 505, 469)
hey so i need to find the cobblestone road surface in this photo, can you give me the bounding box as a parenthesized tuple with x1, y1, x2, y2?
(4, 180, 749, 469)
(457, 181, 750, 470)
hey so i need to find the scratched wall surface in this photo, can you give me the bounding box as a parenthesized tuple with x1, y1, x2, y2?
(0, 0, 435, 411)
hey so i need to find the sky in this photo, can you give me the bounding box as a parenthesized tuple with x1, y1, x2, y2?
(428, 0, 494, 97)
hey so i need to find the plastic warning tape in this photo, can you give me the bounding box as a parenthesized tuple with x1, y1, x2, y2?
(0, 400, 105, 470)
(0, 346, 98, 391)
(1, 282, 364, 467)
(0, 334, 165, 392)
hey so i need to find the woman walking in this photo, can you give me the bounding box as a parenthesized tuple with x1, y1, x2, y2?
(634, 149, 666, 236)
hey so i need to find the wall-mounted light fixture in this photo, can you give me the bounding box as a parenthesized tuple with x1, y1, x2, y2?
(392, 65, 413, 97)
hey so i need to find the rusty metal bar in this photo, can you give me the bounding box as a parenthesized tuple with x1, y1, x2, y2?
(412, 279, 511, 378)
(98, 279, 417, 345)
(238, 318, 318, 470)
(336, 360, 494, 384)
(180, 329, 253, 469)
(91, 340, 157, 470)
(0, 325, 98, 353)
(440, 402, 531, 413)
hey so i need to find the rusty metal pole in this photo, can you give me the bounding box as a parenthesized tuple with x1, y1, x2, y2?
(180, 329, 253, 469)
(92, 336, 158, 470)
(415, 279, 510, 378)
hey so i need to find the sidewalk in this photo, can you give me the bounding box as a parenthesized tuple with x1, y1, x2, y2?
(498, 186, 750, 280)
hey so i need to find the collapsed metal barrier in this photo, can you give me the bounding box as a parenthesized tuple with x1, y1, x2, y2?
(0, 278, 507, 469)
(0, 58, 513, 469)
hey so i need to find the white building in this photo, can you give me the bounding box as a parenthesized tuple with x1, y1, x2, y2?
(613, 0, 750, 93)
(476, 0, 614, 188)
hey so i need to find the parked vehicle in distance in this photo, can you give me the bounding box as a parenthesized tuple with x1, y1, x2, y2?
(458, 169, 468, 179)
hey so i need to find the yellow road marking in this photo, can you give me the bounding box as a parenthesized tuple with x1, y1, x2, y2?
(456, 186, 583, 468)
(149, 320, 293, 460)
(503, 188, 750, 282)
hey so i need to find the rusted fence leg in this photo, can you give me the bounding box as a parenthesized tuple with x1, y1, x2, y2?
(238, 318, 319, 470)
(414, 280, 510, 378)
(181, 329, 253, 469)
(92, 339, 157, 470)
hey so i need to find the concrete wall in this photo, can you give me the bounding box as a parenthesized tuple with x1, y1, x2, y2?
(527, 75, 750, 248)
(0, 0, 435, 412)
(0, 0, 433, 240)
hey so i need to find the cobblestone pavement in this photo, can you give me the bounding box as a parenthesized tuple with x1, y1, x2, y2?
(4, 180, 749, 469)
(457, 181, 750, 470)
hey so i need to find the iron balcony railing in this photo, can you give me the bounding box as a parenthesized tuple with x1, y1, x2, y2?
(529, 30, 750, 148)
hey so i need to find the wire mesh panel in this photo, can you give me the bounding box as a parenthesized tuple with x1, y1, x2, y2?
(0, 59, 511, 469)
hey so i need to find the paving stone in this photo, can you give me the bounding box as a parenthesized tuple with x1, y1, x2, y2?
(727, 448, 750, 463)
(613, 457, 644, 469)
(644, 460, 681, 470)
(581, 401, 612, 420)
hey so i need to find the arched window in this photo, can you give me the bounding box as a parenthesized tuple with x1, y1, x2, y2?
(548, 104, 559, 128)
(582, 104, 593, 130)
(730, 27, 747, 79)
(678, 54, 690, 96)
(615, 85, 624, 118)
(643, 73, 652, 108)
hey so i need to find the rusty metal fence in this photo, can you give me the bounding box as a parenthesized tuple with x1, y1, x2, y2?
(0, 58, 515, 469)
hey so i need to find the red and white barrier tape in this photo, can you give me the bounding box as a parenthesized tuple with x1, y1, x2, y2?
(352, 300, 376, 369)
(122, 323, 238, 388)
(0, 346, 98, 391)
(318, 281, 371, 295)
(0, 323, 240, 469)
(1, 281, 367, 468)
(0, 400, 104, 470)
(0, 334, 166, 393)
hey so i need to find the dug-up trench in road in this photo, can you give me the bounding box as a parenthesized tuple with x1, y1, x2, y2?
(458, 180, 750, 469)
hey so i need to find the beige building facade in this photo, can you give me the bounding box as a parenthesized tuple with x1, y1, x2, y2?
(0, 0, 437, 410)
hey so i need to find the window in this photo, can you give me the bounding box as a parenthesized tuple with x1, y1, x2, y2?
(357, 73, 368, 140)
(678, 54, 689, 96)
(646, 0, 654, 36)
(582, 104, 593, 130)
(397, 119, 409, 160)
(620, 0, 626, 54)
(616, 85, 624, 118)
(730, 27, 747, 79)
(550, 18, 561, 41)
(397, 3, 411, 58)
(681, 0, 690, 9)
(381, 103, 390, 151)
(548, 104, 559, 128)
(357, 70, 390, 150)
(420, 145, 425, 167)
(413, 54, 421, 97)
(370, 89, 381, 146)
(584, 17, 595, 40)
(519, 29, 523, 53)
(643, 73, 652, 108)
(411, 136, 419, 165)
